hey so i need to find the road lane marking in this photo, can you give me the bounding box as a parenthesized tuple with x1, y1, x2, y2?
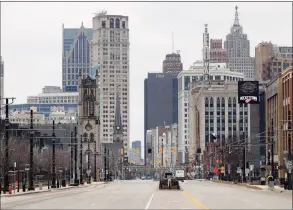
(145, 193, 155, 210)
(183, 191, 209, 210)
(144, 183, 158, 210)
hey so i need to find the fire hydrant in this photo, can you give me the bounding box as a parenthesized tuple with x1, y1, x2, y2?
(8, 186, 12, 194)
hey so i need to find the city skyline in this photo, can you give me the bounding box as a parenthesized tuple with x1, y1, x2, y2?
(1, 2, 292, 147)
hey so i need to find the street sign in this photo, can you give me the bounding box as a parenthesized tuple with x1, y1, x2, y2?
(245, 168, 250, 174)
(87, 170, 91, 175)
(286, 161, 292, 170)
(237, 167, 241, 173)
(250, 165, 254, 171)
(25, 164, 30, 171)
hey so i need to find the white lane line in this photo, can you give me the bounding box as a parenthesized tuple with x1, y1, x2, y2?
(145, 193, 155, 210)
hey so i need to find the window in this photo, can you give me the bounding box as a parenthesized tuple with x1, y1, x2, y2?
(115, 18, 120, 28)
(102, 21, 106, 28)
(110, 18, 114, 28)
(122, 21, 125, 28)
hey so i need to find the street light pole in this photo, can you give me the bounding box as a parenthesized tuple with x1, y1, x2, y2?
(80, 135, 83, 185)
(104, 146, 107, 181)
(70, 132, 73, 181)
(4, 98, 9, 193)
(74, 126, 78, 186)
(94, 140, 97, 182)
(87, 139, 90, 183)
(287, 111, 292, 190)
(51, 120, 56, 188)
(271, 119, 275, 180)
(28, 109, 35, 191)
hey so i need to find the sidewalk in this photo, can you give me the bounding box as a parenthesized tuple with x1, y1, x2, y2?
(213, 180, 289, 193)
(0, 182, 106, 197)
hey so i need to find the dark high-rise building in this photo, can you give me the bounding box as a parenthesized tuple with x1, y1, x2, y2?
(144, 73, 178, 162)
(162, 52, 183, 74)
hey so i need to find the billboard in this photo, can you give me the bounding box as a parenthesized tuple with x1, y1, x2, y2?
(238, 81, 259, 104)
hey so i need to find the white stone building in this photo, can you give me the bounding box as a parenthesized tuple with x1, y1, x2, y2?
(188, 80, 252, 163)
(9, 107, 46, 125)
(177, 61, 244, 163)
(27, 86, 78, 104)
(91, 11, 130, 155)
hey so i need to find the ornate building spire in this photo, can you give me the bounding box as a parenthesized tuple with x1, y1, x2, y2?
(233, 5, 240, 26)
(113, 85, 123, 135)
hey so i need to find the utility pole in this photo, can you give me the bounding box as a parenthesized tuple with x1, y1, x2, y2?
(242, 116, 247, 182)
(51, 120, 56, 188)
(287, 111, 292, 190)
(80, 135, 83, 185)
(28, 109, 35, 191)
(74, 126, 78, 185)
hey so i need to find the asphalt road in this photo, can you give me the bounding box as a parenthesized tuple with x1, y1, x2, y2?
(1, 180, 292, 209)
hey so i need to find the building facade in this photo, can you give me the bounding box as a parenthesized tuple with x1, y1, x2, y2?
(132, 140, 142, 161)
(148, 124, 178, 169)
(144, 72, 178, 161)
(27, 86, 79, 104)
(210, 39, 228, 63)
(224, 6, 255, 80)
(8, 104, 78, 118)
(162, 52, 183, 74)
(262, 57, 292, 81)
(177, 62, 244, 163)
(255, 43, 292, 81)
(62, 23, 93, 92)
(91, 11, 130, 155)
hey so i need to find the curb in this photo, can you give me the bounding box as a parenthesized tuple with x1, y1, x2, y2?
(1, 182, 106, 197)
(214, 180, 263, 190)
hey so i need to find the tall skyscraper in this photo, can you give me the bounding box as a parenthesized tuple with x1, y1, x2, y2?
(91, 11, 130, 155)
(162, 52, 183, 74)
(224, 6, 255, 80)
(62, 23, 93, 92)
(210, 39, 228, 63)
(0, 56, 4, 106)
(144, 73, 178, 162)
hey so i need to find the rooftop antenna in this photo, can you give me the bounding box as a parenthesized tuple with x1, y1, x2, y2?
(172, 32, 174, 53)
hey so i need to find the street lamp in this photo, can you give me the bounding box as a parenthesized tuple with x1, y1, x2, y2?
(28, 109, 35, 191)
(51, 120, 56, 188)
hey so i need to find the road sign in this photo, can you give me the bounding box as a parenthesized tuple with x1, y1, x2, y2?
(87, 170, 91, 175)
(250, 165, 254, 171)
(245, 168, 250, 174)
(237, 167, 241, 173)
(25, 164, 30, 171)
(286, 161, 292, 170)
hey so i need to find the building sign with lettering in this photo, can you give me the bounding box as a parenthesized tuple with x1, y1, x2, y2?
(238, 81, 260, 104)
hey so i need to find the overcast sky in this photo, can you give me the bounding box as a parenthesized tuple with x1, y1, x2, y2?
(1, 1, 292, 154)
